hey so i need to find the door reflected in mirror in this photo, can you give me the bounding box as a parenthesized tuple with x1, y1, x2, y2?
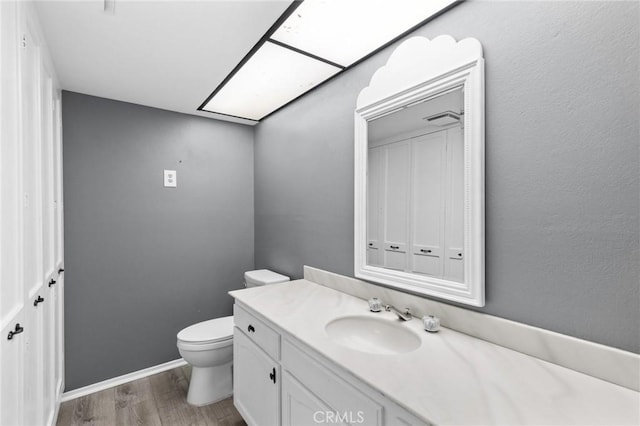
(366, 88, 464, 283)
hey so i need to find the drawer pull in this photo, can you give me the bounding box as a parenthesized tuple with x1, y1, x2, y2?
(7, 323, 24, 340)
(390, 245, 399, 250)
(247, 324, 255, 333)
(269, 367, 276, 384)
(420, 249, 432, 253)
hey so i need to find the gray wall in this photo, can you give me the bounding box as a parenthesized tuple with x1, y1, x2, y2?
(63, 92, 255, 390)
(254, 1, 640, 353)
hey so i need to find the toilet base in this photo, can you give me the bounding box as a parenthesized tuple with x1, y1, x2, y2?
(186, 362, 233, 406)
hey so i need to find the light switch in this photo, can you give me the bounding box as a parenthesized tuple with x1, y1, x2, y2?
(164, 170, 177, 188)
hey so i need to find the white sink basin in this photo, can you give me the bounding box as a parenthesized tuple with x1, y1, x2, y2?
(325, 315, 421, 355)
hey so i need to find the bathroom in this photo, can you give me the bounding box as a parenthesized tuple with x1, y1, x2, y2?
(0, 0, 638, 425)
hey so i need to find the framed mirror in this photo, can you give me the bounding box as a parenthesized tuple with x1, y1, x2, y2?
(354, 35, 485, 306)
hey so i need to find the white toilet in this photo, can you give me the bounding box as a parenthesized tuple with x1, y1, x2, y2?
(177, 269, 289, 406)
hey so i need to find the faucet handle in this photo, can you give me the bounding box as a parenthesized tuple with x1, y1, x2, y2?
(423, 315, 441, 333)
(368, 297, 382, 312)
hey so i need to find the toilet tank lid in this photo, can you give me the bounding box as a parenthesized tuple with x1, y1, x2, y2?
(177, 316, 234, 344)
(245, 269, 290, 286)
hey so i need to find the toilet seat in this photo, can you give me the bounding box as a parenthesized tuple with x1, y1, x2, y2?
(177, 338, 232, 352)
(177, 316, 234, 345)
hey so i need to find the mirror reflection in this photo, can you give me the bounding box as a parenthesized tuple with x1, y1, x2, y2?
(366, 88, 464, 283)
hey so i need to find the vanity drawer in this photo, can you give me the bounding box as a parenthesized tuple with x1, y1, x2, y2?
(282, 339, 383, 426)
(234, 304, 280, 360)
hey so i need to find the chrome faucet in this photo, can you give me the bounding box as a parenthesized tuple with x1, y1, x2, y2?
(385, 304, 412, 321)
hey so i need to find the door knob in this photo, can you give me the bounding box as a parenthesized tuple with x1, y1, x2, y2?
(7, 323, 24, 340)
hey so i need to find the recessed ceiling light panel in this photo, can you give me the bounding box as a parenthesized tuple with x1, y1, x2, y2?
(199, 0, 460, 121)
(271, 0, 458, 67)
(202, 41, 341, 121)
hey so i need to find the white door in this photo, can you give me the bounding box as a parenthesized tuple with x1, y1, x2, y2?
(410, 131, 447, 276)
(381, 142, 410, 270)
(366, 147, 383, 266)
(443, 126, 464, 282)
(52, 95, 65, 400)
(0, 1, 25, 424)
(40, 63, 57, 424)
(233, 328, 280, 426)
(21, 19, 46, 426)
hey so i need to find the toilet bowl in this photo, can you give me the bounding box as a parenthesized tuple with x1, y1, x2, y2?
(177, 269, 289, 406)
(177, 316, 234, 406)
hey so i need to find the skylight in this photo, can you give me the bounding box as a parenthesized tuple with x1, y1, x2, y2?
(199, 0, 459, 122)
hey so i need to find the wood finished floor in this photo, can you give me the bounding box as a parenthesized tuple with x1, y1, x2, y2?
(56, 366, 246, 426)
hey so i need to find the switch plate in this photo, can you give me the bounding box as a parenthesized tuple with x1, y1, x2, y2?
(163, 170, 177, 188)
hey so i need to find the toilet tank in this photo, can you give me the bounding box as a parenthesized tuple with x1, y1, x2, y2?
(244, 269, 290, 288)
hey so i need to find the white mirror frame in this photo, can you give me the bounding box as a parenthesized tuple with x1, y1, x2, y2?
(354, 35, 485, 307)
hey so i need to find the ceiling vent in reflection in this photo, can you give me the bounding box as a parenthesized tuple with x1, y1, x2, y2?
(104, 0, 115, 15)
(423, 111, 461, 126)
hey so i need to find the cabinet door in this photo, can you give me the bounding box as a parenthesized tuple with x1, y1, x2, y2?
(282, 372, 345, 426)
(234, 328, 280, 426)
(282, 339, 382, 426)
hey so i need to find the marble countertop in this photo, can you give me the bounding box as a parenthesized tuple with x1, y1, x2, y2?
(230, 280, 639, 425)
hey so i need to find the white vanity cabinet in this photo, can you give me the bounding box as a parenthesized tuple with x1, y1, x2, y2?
(233, 305, 281, 426)
(233, 303, 428, 426)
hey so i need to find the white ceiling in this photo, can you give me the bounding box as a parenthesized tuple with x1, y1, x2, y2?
(35, 0, 295, 125)
(368, 89, 463, 142)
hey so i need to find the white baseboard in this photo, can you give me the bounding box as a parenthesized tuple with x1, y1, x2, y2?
(60, 358, 187, 402)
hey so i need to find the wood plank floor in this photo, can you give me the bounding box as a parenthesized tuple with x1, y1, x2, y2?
(57, 366, 246, 426)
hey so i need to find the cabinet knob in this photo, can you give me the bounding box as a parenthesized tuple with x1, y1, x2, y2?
(7, 323, 24, 340)
(34, 295, 45, 306)
(247, 325, 255, 333)
(269, 367, 276, 384)
(48, 279, 57, 287)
